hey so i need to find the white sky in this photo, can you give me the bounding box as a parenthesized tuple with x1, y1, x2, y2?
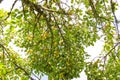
(0, 0, 120, 80)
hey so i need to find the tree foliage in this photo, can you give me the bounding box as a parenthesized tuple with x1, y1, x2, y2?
(0, 0, 120, 80)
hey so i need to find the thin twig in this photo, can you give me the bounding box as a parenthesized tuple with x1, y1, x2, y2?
(0, 43, 37, 80)
(32, 13, 41, 45)
(32, 72, 41, 80)
(4, 0, 18, 20)
(44, 13, 54, 54)
(110, 0, 119, 36)
(103, 42, 120, 59)
(101, 42, 120, 70)
(52, 14, 66, 46)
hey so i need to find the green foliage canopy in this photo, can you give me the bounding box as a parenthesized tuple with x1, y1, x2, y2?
(0, 0, 120, 80)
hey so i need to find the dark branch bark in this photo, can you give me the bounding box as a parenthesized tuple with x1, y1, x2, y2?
(21, 0, 69, 15)
(110, 0, 119, 36)
(4, 0, 18, 20)
(0, 43, 40, 80)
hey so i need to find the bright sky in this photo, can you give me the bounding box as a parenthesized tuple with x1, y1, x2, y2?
(0, 0, 120, 80)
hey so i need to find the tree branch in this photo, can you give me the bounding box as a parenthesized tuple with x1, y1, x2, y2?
(0, 43, 39, 80)
(110, 0, 119, 36)
(4, 0, 18, 20)
(22, 0, 69, 15)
